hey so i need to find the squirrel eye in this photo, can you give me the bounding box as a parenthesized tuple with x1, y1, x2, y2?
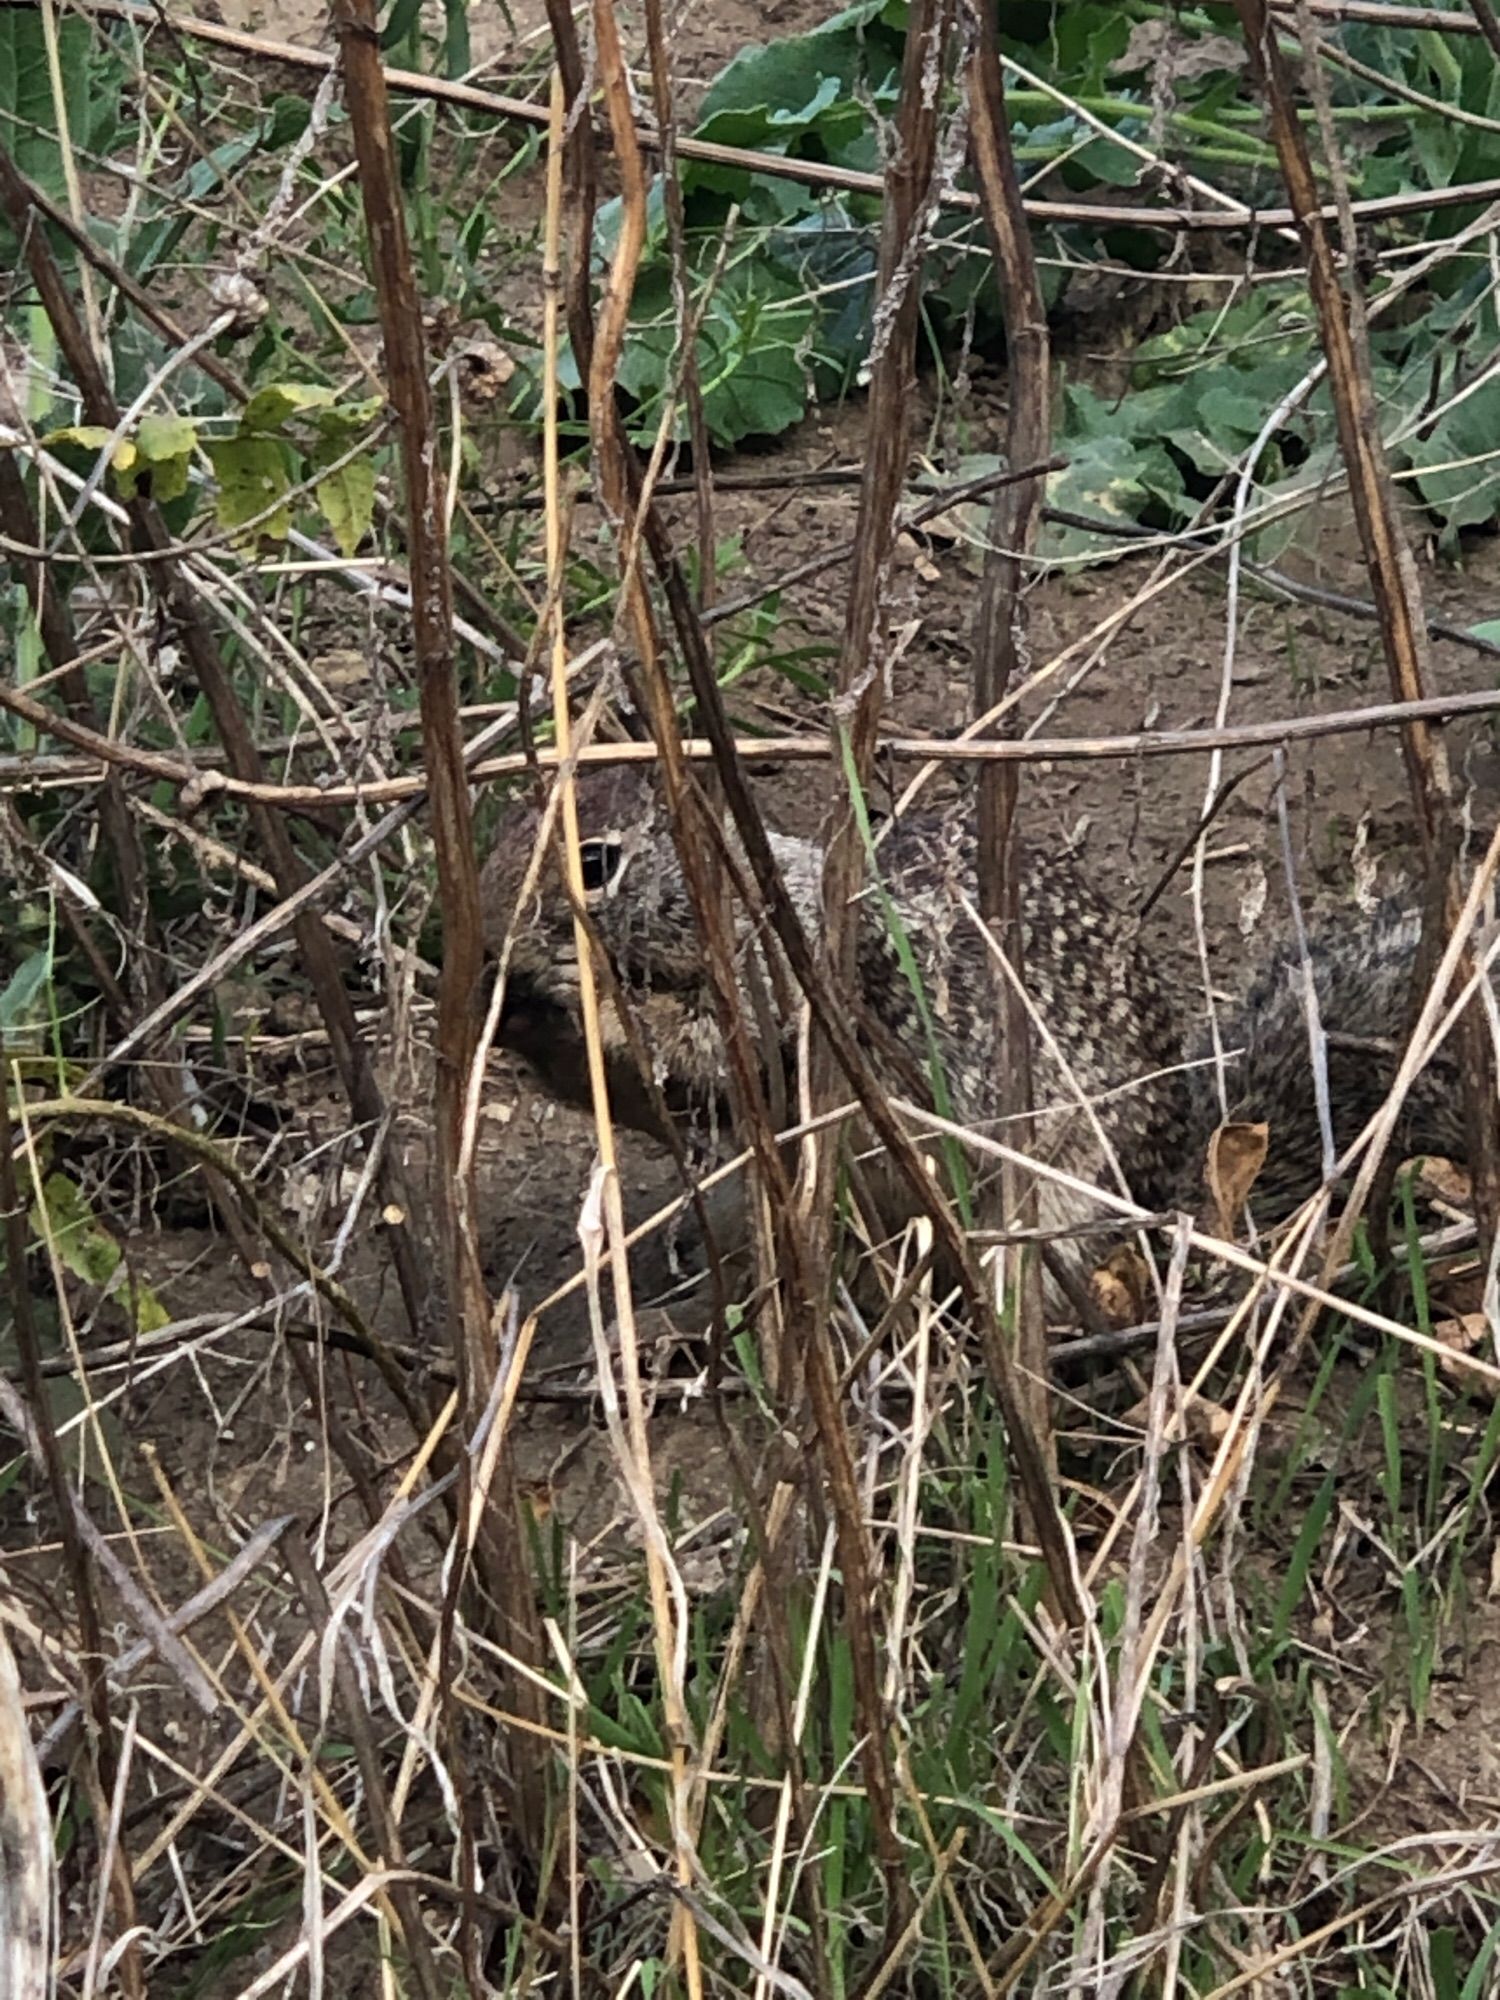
(579, 838, 624, 895)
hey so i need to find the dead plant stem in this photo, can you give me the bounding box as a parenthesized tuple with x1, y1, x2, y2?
(333, 0, 548, 1887)
(546, 52, 703, 1986)
(964, 0, 1055, 1476)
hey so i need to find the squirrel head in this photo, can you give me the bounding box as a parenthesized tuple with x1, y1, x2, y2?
(481, 766, 708, 1004)
(480, 766, 725, 1142)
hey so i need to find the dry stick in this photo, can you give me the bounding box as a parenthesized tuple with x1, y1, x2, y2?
(965, 0, 1055, 1476)
(539, 0, 600, 396)
(1235, 0, 1500, 1260)
(579, 17, 782, 1983)
(280, 1532, 445, 2000)
(0, 1616, 53, 2000)
(330, 0, 549, 1907)
(0, 142, 432, 1345)
(77, 0, 1500, 230)
(541, 11, 833, 1980)
(541, 44, 710, 1979)
(641, 0, 716, 610)
(1465, 0, 1500, 57)
(1277, 0, 1485, 24)
(15, 674, 1500, 812)
(0, 1046, 144, 1999)
(811, 0, 955, 1941)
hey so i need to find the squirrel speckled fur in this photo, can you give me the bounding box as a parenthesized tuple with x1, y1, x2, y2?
(482, 768, 1477, 1275)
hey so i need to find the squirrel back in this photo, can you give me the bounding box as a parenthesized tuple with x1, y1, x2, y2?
(483, 769, 1482, 1266)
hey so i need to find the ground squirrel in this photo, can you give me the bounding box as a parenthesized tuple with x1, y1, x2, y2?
(483, 768, 1475, 1285)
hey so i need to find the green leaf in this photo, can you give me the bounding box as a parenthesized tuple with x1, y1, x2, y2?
(137, 413, 197, 462)
(312, 395, 384, 436)
(1470, 620, 1500, 643)
(241, 383, 336, 433)
(32, 1172, 120, 1289)
(697, 3, 895, 131)
(0, 10, 116, 208)
(30, 1174, 171, 1333)
(1197, 382, 1279, 443)
(1040, 431, 1160, 559)
(616, 261, 817, 446)
(0, 949, 53, 1046)
(313, 452, 376, 556)
(1069, 130, 1145, 188)
(1461, 1914, 1500, 1999)
(1405, 376, 1500, 535)
(381, 0, 423, 51)
(116, 413, 198, 502)
(206, 436, 293, 542)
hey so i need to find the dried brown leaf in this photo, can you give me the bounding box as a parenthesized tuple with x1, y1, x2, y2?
(1088, 1242, 1152, 1327)
(1207, 1119, 1269, 1238)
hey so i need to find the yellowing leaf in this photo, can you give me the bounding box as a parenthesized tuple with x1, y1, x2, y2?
(126, 412, 197, 503)
(242, 382, 335, 432)
(137, 413, 197, 462)
(44, 424, 139, 479)
(313, 395, 383, 435)
(206, 436, 292, 543)
(32, 1172, 118, 1289)
(30, 1173, 172, 1333)
(314, 454, 375, 557)
(42, 423, 115, 451)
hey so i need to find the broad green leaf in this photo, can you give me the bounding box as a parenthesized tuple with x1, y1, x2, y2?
(1405, 376, 1500, 535)
(314, 453, 376, 557)
(206, 436, 293, 542)
(312, 395, 384, 437)
(32, 1172, 119, 1289)
(241, 383, 336, 433)
(1197, 383, 1280, 443)
(697, 3, 894, 131)
(30, 1173, 171, 1332)
(1070, 130, 1145, 188)
(137, 414, 197, 462)
(1048, 1, 1134, 86)
(0, 10, 115, 207)
(616, 262, 817, 445)
(1040, 432, 1161, 561)
(1412, 110, 1463, 191)
(117, 413, 198, 502)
